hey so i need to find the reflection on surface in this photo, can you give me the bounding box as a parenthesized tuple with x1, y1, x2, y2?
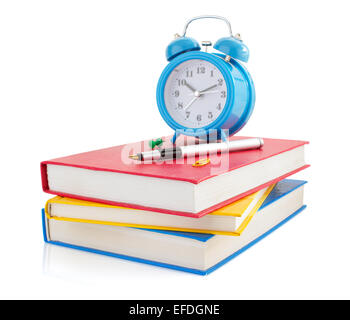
(42, 243, 181, 284)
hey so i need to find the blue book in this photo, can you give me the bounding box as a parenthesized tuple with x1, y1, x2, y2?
(42, 179, 306, 275)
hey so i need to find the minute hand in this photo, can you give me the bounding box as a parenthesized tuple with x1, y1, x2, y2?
(200, 84, 218, 94)
(198, 90, 219, 94)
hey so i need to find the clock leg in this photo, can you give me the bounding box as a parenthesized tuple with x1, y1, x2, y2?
(171, 131, 180, 144)
(220, 130, 228, 142)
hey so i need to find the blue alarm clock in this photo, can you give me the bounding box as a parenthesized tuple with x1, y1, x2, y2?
(156, 15, 255, 144)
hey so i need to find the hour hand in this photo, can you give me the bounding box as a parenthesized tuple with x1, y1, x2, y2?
(184, 82, 197, 93)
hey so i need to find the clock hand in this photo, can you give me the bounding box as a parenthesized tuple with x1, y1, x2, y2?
(188, 90, 219, 96)
(183, 96, 199, 110)
(200, 84, 218, 94)
(199, 90, 219, 94)
(183, 84, 218, 110)
(184, 82, 197, 93)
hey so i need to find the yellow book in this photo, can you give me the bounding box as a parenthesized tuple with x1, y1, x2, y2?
(45, 184, 274, 236)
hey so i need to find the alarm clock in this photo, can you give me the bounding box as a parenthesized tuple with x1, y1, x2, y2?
(156, 15, 255, 143)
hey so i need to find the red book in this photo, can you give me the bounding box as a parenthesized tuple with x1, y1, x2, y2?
(41, 136, 309, 218)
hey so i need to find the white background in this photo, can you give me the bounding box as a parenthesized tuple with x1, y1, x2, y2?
(0, 0, 349, 299)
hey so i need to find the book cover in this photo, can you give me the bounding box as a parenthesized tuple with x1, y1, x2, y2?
(41, 135, 309, 217)
(44, 183, 275, 236)
(42, 207, 306, 275)
(42, 180, 307, 275)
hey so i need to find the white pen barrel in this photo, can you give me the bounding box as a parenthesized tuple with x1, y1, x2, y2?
(227, 138, 264, 152)
(180, 138, 263, 157)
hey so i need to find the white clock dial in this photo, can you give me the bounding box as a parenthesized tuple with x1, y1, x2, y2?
(164, 59, 227, 129)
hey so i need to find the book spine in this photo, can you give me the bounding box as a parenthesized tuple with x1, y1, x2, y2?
(40, 162, 49, 192)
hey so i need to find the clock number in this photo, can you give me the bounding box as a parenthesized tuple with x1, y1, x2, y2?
(208, 112, 213, 119)
(174, 90, 179, 97)
(218, 79, 223, 86)
(178, 79, 186, 86)
(210, 70, 214, 77)
(197, 114, 202, 122)
(185, 111, 190, 119)
(217, 103, 222, 110)
(177, 102, 183, 109)
(221, 91, 226, 98)
(186, 70, 193, 78)
(197, 67, 205, 74)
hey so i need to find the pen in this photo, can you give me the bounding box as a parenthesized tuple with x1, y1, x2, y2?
(129, 138, 264, 161)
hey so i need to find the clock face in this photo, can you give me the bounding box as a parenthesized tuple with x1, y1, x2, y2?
(164, 59, 228, 129)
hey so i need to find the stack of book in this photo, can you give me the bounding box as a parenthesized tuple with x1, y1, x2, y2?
(40, 136, 309, 275)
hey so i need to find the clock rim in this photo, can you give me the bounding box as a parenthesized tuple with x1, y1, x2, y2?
(156, 51, 234, 136)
